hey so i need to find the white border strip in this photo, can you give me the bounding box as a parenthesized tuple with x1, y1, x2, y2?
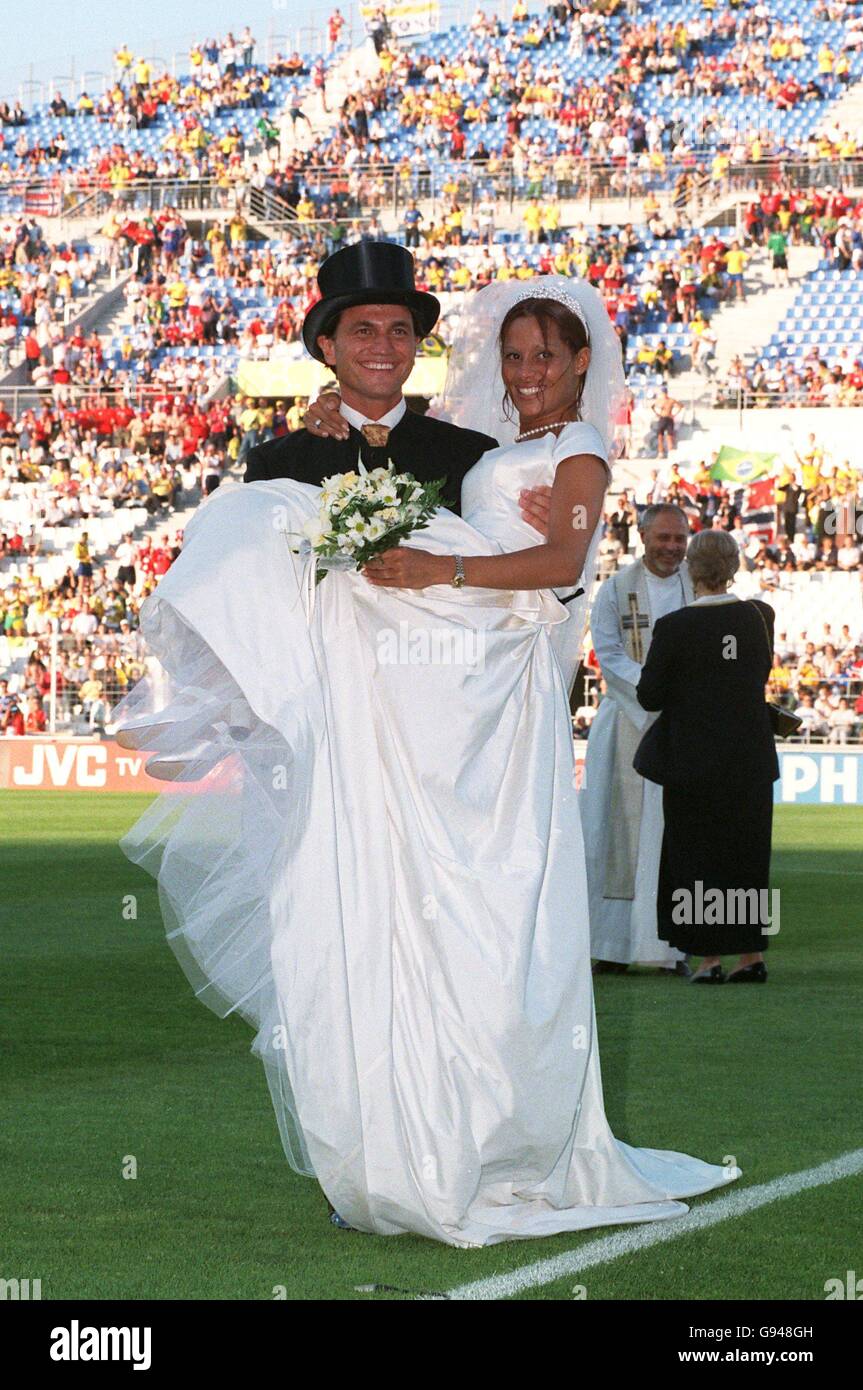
(447, 1148, 863, 1301)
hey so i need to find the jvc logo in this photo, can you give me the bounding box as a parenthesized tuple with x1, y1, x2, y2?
(13, 744, 108, 787)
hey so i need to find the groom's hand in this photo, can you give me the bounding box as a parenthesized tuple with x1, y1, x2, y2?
(304, 390, 349, 439)
(519, 485, 552, 536)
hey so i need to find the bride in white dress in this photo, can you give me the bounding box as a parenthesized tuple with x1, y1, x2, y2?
(116, 276, 738, 1247)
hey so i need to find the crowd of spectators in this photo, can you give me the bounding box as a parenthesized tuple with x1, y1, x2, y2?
(3, 6, 863, 737)
(715, 347, 863, 406)
(0, 25, 335, 200)
(0, 3, 861, 214)
(763, 629, 863, 741)
(0, 214, 104, 376)
(269, 0, 863, 210)
(733, 182, 863, 259)
(6, 399, 859, 737)
(711, 183, 863, 406)
(578, 602, 863, 740)
(0, 384, 287, 731)
(392, 208, 787, 381)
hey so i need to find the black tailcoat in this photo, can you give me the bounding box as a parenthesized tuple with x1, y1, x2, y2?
(243, 408, 498, 516)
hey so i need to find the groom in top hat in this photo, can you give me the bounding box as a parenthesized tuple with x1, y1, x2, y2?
(244, 241, 550, 528)
(244, 240, 551, 1233)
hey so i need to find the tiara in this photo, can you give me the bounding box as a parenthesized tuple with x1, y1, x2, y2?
(511, 285, 591, 336)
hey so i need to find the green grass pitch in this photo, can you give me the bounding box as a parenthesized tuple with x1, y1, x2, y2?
(2, 792, 861, 1301)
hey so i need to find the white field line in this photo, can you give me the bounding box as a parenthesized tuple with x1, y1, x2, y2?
(446, 1148, 863, 1301)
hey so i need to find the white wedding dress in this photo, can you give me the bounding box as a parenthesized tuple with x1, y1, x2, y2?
(117, 422, 739, 1247)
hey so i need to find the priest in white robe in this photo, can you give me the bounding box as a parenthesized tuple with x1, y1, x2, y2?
(582, 504, 694, 972)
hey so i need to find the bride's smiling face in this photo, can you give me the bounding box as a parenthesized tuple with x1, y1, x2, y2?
(501, 314, 590, 432)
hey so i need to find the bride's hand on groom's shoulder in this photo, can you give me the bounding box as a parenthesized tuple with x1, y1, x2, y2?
(519, 485, 552, 536)
(362, 547, 453, 589)
(305, 390, 349, 439)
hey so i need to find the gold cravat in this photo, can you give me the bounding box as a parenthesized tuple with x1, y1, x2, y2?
(360, 423, 391, 449)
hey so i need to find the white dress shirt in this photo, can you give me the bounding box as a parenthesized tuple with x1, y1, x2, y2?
(339, 398, 407, 432)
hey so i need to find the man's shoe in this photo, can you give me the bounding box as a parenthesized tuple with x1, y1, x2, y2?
(592, 960, 629, 975)
(727, 962, 768, 984)
(690, 964, 726, 984)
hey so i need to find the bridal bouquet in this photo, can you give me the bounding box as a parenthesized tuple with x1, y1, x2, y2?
(301, 460, 446, 583)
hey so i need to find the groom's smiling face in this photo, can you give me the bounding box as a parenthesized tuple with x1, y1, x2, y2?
(317, 304, 418, 416)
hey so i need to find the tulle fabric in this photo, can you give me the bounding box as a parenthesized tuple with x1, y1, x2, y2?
(116, 570, 321, 1174)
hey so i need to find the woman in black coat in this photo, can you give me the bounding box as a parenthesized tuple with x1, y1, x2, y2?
(634, 529, 780, 983)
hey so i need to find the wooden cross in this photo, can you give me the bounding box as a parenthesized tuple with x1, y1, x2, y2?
(621, 593, 649, 663)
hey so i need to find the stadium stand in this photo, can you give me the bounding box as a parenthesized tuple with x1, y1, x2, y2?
(1, 3, 861, 740)
(722, 191, 863, 404)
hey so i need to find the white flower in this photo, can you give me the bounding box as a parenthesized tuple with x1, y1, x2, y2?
(380, 506, 399, 522)
(365, 517, 387, 542)
(336, 533, 356, 551)
(375, 484, 399, 506)
(346, 516, 370, 540)
(322, 470, 357, 491)
(302, 515, 331, 546)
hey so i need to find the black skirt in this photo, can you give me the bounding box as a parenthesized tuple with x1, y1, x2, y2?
(657, 780, 775, 955)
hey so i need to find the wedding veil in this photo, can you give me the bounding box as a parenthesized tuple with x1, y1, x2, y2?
(437, 275, 628, 457)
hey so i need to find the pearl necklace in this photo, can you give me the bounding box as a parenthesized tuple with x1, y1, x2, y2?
(515, 421, 576, 442)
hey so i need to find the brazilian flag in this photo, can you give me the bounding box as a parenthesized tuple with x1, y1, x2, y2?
(711, 445, 776, 484)
(419, 332, 447, 357)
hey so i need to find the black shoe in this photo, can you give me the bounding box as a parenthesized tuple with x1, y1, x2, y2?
(727, 962, 768, 984)
(592, 960, 629, 975)
(660, 961, 692, 978)
(690, 964, 726, 984)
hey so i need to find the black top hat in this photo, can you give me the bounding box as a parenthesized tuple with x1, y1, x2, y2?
(302, 241, 440, 362)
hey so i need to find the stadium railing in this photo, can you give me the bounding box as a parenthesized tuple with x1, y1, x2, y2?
(711, 386, 863, 413)
(4, 155, 862, 224)
(0, 383, 198, 415)
(0, 629, 147, 736)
